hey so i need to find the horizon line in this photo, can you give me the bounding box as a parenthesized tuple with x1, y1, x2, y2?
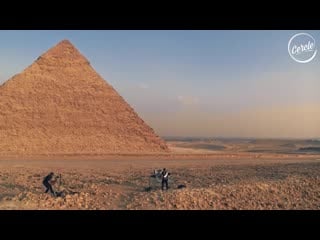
(162, 136, 320, 140)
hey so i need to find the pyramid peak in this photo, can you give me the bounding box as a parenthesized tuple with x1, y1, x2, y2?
(48, 39, 78, 53)
(59, 39, 73, 44)
(36, 39, 89, 65)
(55, 39, 76, 48)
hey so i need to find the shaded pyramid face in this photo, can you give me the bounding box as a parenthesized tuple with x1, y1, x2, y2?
(0, 40, 168, 155)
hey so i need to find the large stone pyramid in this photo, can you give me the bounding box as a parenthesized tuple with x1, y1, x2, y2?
(0, 40, 168, 155)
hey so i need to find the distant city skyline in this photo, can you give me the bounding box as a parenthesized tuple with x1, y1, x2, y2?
(0, 30, 319, 138)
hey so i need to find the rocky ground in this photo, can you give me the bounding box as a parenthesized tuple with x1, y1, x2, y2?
(0, 159, 319, 210)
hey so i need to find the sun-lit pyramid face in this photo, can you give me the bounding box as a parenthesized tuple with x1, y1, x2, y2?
(0, 40, 168, 155)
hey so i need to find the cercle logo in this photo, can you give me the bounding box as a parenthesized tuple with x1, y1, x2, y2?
(288, 33, 317, 63)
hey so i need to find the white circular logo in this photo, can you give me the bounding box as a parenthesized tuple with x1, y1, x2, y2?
(288, 33, 317, 63)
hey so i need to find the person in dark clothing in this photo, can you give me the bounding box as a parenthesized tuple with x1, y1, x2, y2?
(43, 172, 56, 196)
(161, 168, 170, 190)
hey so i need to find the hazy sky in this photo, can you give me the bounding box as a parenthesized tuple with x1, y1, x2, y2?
(0, 30, 319, 138)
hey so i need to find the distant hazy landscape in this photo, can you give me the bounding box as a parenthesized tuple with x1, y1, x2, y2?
(166, 137, 320, 155)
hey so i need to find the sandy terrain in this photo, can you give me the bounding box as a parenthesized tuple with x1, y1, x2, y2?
(0, 152, 319, 210)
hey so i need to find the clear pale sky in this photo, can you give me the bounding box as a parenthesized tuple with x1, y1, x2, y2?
(0, 30, 319, 138)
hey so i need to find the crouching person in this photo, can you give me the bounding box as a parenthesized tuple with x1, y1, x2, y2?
(43, 172, 56, 197)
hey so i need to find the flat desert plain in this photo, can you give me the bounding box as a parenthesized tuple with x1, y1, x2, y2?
(0, 139, 319, 210)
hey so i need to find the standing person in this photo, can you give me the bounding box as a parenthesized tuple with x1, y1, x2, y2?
(161, 168, 170, 190)
(43, 172, 56, 197)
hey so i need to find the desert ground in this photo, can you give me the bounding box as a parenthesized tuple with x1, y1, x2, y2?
(0, 139, 320, 210)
